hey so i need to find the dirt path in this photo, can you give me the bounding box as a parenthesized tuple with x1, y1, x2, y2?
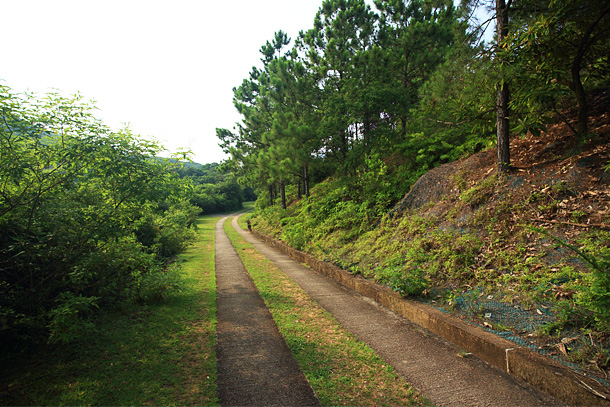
(214, 216, 320, 406)
(231, 216, 564, 407)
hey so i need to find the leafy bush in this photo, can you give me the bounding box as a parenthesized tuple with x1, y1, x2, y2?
(47, 293, 99, 344)
(0, 86, 196, 346)
(130, 263, 183, 304)
(376, 256, 429, 297)
(570, 232, 610, 330)
(154, 202, 199, 258)
(531, 230, 610, 331)
(255, 159, 412, 252)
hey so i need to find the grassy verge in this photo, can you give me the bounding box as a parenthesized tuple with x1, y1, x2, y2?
(1, 216, 218, 406)
(223, 217, 428, 406)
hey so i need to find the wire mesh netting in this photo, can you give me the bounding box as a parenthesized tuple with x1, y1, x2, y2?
(450, 293, 554, 332)
(424, 290, 610, 389)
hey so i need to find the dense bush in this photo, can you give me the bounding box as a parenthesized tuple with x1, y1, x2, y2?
(0, 86, 197, 347)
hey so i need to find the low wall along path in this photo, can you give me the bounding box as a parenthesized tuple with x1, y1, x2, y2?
(230, 215, 569, 407)
(239, 214, 610, 406)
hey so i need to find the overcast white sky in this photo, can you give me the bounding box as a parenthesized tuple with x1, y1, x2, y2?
(2, 1, 490, 165)
(1, 0, 325, 164)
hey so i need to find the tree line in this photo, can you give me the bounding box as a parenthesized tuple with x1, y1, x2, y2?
(217, 0, 610, 208)
(175, 162, 256, 215)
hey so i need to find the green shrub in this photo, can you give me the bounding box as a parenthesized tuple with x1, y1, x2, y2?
(574, 245, 610, 330)
(375, 254, 430, 297)
(47, 293, 99, 344)
(131, 264, 183, 303)
(541, 230, 610, 331)
(377, 264, 429, 297)
(154, 202, 199, 258)
(0, 86, 197, 346)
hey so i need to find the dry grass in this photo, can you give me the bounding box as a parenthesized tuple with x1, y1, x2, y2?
(225, 219, 429, 406)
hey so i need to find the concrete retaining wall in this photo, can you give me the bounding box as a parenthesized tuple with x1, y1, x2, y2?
(251, 228, 610, 406)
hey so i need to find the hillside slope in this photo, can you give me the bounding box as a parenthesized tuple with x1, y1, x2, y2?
(252, 91, 610, 389)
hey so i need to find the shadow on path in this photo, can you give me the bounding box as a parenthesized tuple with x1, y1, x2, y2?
(215, 216, 319, 407)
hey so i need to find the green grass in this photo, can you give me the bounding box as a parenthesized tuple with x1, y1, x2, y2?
(223, 217, 428, 406)
(1, 216, 218, 406)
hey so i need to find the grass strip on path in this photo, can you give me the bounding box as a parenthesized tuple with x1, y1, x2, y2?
(2, 216, 218, 406)
(224, 217, 429, 406)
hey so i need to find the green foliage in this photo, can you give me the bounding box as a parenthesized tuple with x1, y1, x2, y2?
(131, 264, 184, 304)
(176, 163, 248, 214)
(376, 256, 429, 297)
(254, 158, 412, 254)
(405, 48, 497, 168)
(525, 229, 610, 331)
(2, 216, 219, 406)
(571, 233, 610, 331)
(220, 0, 466, 204)
(154, 202, 199, 258)
(254, 170, 485, 297)
(0, 85, 197, 346)
(505, 0, 610, 136)
(47, 293, 99, 344)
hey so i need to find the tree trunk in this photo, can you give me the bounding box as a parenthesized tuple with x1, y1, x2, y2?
(496, 0, 511, 173)
(497, 82, 510, 172)
(279, 179, 287, 210)
(571, 63, 589, 136)
(303, 165, 309, 198)
(269, 184, 274, 206)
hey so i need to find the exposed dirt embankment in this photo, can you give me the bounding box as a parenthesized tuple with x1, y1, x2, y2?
(395, 91, 610, 222)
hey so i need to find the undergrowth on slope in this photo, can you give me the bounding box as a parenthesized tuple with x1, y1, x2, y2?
(251, 143, 610, 380)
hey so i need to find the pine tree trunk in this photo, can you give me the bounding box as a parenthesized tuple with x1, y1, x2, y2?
(280, 179, 287, 210)
(496, 0, 511, 173)
(571, 66, 589, 136)
(269, 184, 274, 206)
(303, 165, 309, 198)
(497, 82, 510, 172)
